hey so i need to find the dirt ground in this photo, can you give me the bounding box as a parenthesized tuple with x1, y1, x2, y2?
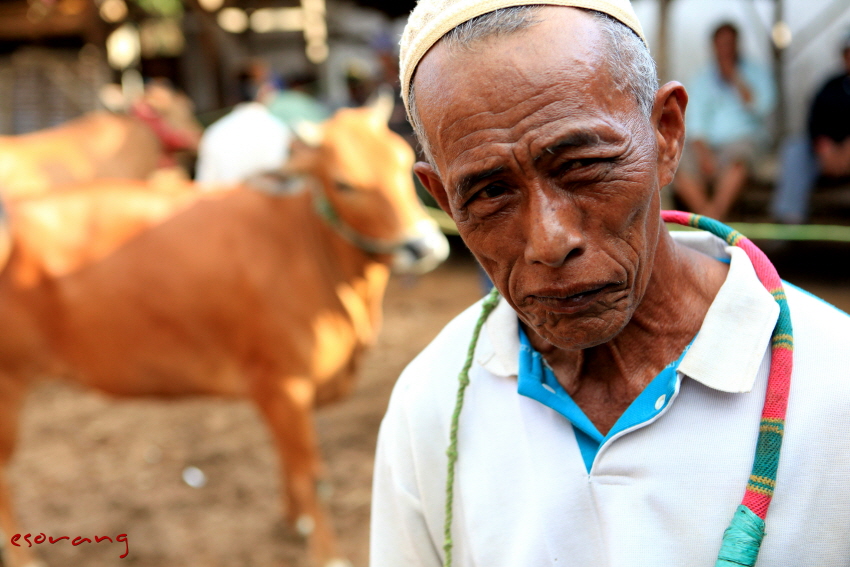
(6, 246, 483, 567)
(6, 239, 850, 567)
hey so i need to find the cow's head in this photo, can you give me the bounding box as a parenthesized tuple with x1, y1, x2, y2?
(286, 94, 448, 274)
(109, 79, 203, 153)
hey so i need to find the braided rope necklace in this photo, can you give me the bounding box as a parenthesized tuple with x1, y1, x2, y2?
(443, 211, 793, 567)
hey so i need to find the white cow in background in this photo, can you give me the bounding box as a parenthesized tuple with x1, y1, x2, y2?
(195, 102, 292, 185)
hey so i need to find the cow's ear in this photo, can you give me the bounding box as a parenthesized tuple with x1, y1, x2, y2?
(292, 121, 325, 148)
(366, 85, 394, 125)
(99, 83, 128, 112)
(283, 121, 324, 174)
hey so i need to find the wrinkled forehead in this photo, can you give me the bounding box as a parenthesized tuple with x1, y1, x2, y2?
(412, 11, 632, 163)
(414, 7, 605, 92)
(399, 0, 647, 115)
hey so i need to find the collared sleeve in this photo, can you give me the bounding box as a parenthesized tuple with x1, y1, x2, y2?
(370, 391, 443, 567)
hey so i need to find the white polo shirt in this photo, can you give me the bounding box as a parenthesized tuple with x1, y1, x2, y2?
(370, 231, 850, 567)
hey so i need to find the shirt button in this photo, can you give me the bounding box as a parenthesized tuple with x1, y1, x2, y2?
(655, 395, 667, 410)
(542, 383, 556, 394)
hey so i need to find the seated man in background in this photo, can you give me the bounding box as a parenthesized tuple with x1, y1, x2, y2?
(771, 35, 850, 224)
(673, 22, 776, 220)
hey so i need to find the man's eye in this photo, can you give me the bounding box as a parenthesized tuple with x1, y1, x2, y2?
(462, 183, 510, 213)
(480, 184, 508, 199)
(560, 158, 597, 172)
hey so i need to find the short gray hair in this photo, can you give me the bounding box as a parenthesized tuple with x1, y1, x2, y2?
(407, 6, 659, 167)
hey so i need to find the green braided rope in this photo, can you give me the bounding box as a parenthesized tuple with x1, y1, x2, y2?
(443, 286, 501, 567)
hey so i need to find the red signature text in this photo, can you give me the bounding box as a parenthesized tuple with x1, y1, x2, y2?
(11, 533, 129, 559)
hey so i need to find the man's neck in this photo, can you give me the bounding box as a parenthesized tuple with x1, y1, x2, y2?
(524, 230, 729, 435)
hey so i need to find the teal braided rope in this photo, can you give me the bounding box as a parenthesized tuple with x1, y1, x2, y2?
(443, 287, 501, 567)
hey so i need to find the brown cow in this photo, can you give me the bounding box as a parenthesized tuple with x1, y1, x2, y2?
(0, 102, 448, 567)
(0, 83, 202, 200)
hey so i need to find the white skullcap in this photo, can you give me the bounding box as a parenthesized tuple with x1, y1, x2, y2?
(399, 0, 647, 114)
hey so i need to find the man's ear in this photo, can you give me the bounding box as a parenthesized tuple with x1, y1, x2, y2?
(652, 81, 688, 188)
(413, 161, 453, 218)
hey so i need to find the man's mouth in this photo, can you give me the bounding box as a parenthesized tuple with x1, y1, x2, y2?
(529, 282, 622, 314)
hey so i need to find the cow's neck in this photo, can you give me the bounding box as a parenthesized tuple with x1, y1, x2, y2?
(309, 196, 391, 348)
(0, 272, 61, 381)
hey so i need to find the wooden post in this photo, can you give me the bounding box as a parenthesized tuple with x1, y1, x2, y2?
(771, 0, 786, 145)
(656, 0, 672, 83)
(183, 0, 224, 109)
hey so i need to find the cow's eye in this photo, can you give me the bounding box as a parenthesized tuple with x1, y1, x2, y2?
(335, 181, 356, 193)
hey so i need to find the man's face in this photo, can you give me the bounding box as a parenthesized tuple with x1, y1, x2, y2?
(414, 7, 672, 351)
(713, 27, 738, 67)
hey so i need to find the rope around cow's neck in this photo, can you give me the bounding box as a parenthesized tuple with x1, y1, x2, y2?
(312, 187, 407, 256)
(443, 211, 793, 567)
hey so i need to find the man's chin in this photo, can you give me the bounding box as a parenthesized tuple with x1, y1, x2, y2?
(523, 310, 630, 351)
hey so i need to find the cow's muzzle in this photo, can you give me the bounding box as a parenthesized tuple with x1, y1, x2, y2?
(392, 218, 449, 275)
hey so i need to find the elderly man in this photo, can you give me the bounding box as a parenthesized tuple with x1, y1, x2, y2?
(370, 2, 850, 566)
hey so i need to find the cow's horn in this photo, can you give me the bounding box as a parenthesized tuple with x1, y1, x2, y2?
(367, 84, 395, 125)
(0, 201, 11, 273)
(98, 83, 128, 112)
(293, 120, 325, 148)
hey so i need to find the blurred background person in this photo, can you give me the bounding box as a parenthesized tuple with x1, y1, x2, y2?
(267, 72, 330, 131)
(771, 34, 850, 224)
(673, 22, 776, 221)
(195, 60, 292, 185)
(372, 30, 416, 147)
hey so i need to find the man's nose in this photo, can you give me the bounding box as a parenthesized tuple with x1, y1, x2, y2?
(523, 191, 585, 268)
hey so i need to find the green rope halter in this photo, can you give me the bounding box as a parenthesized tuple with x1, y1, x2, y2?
(312, 184, 410, 255)
(442, 212, 793, 567)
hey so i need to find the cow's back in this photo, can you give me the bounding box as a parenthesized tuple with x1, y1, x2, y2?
(0, 112, 161, 198)
(7, 180, 197, 284)
(9, 187, 382, 401)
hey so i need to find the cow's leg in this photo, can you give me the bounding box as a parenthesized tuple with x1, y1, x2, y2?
(252, 376, 350, 567)
(0, 380, 42, 567)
